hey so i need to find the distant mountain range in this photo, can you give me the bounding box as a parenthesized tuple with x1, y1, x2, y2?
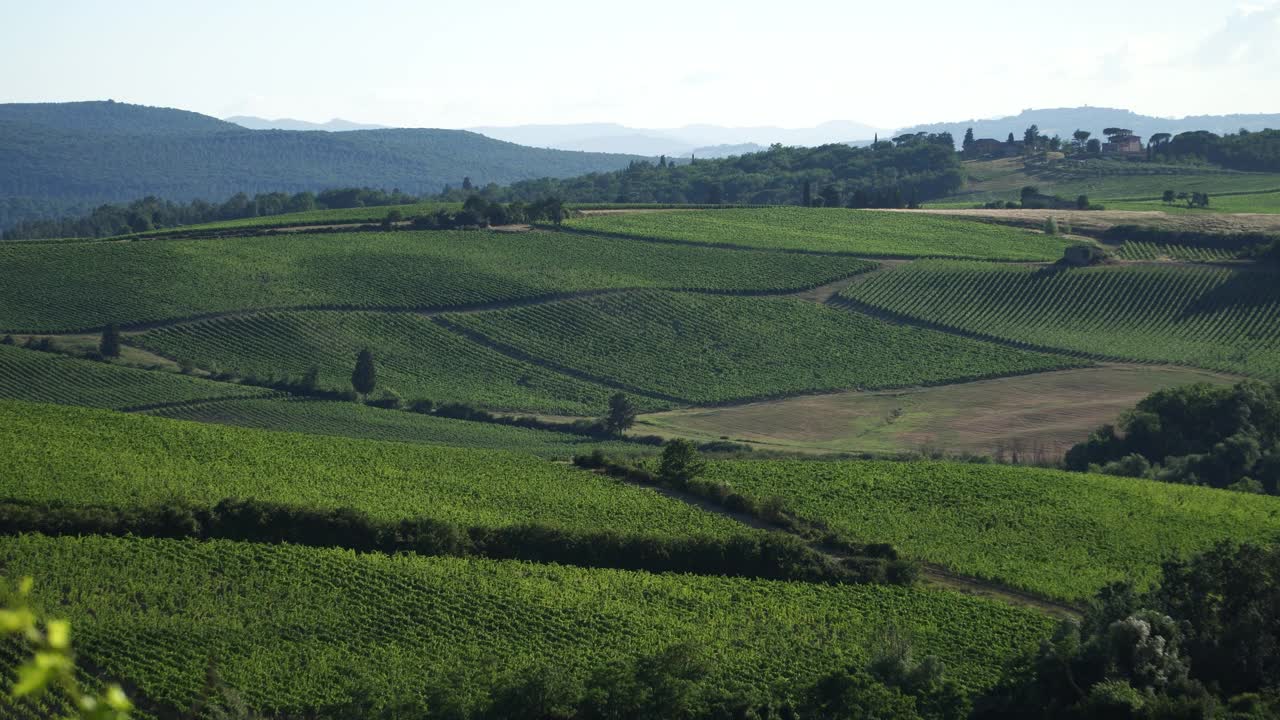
(0, 101, 645, 230)
(227, 117, 886, 157)
(464, 121, 885, 157)
(226, 116, 390, 132)
(898, 107, 1280, 147)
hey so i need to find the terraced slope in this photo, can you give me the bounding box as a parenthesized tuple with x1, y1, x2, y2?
(134, 311, 655, 415)
(697, 459, 1280, 602)
(565, 207, 1073, 259)
(0, 343, 270, 410)
(0, 230, 874, 332)
(0, 535, 1055, 717)
(143, 397, 640, 458)
(842, 261, 1280, 378)
(0, 401, 742, 539)
(444, 291, 1086, 404)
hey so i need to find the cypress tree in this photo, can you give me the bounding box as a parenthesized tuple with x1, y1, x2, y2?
(99, 324, 121, 358)
(351, 348, 377, 398)
(802, 180, 812, 208)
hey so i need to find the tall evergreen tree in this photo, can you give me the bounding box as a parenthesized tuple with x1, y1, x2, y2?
(802, 180, 812, 208)
(351, 348, 377, 398)
(962, 128, 975, 155)
(99, 324, 121, 358)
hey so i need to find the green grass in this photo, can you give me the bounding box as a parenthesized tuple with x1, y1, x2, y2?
(1108, 190, 1280, 214)
(0, 343, 270, 410)
(445, 291, 1086, 404)
(842, 260, 1280, 379)
(564, 207, 1074, 260)
(133, 310, 654, 415)
(141, 396, 642, 458)
(697, 459, 1280, 602)
(945, 157, 1280, 204)
(0, 230, 873, 333)
(0, 534, 1055, 716)
(0, 401, 743, 539)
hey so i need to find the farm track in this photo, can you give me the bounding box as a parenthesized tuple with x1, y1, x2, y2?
(599, 467, 1082, 619)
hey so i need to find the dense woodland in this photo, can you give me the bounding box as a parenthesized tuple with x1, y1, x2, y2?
(1067, 381, 1280, 495)
(454, 134, 964, 207)
(1150, 129, 1280, 172)
(0, 101, 643, 230)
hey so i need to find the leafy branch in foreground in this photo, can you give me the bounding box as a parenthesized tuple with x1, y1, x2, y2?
(2, 577, 132, 719)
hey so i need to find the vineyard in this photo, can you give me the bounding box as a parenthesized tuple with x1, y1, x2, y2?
(0, 401, 745, 539)
(842, 260, 1280, 378)
(142, 397, 640, 457)
(133, 310, 656, 415)
(696, 459, 1280, 601)
(0, 343, 270, 410)
(0, 534, 1055, 717)
(564, 207, 1074, 259)
(445, 290, 1085, 404)
(1114, 241, 1242, 262)
(0, 230, 874, 332)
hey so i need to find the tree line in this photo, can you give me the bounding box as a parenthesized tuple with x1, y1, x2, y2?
(1066, 380, 1280, 495)
(443, 136, 966, 208)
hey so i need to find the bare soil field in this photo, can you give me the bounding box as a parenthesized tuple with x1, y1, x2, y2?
(636, 364, 1236, 459)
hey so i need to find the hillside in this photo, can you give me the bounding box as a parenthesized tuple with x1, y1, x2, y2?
(900, 106, 1280, 148)
(0, 101, 644, 229)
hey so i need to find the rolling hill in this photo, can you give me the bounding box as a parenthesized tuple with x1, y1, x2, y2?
(0, 101, 645, 229)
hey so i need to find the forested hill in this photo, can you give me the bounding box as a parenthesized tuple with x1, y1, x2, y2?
(468, 134, 964, 206)
(0, 101, 646, 229)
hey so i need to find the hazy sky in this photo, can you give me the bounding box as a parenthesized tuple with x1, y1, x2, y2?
(3, 0, 1277, 129)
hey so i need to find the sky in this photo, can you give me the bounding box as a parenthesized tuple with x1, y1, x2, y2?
(2, 0, 1278, 130)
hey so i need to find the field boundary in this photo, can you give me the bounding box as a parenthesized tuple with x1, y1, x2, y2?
(578, 460, 1082, 619)
(545, 224, 1060, 263)
(12, 268, 879, 336)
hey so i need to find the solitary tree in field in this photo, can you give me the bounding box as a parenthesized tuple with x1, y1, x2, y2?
(802, 180, 812, 208)
(99, 324, 121, 358)
(657, 439, 706, 486)
(1072, 130, 1091, 151)
(1006, 132, 1016, 146)
(604, 392, 638, 436)
(962, 128, 975, 155)
(351, 348, 377, 399)
(1163, 190, 1176, 205)
(300, 366, 320, 394)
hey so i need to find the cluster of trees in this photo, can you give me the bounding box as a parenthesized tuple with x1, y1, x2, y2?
(408, 195, 567, 230)
(1151, 129, 1280, 172)
(455, 137, 965, 208)
(1161, 190, 1211, 208)
(975, 541, 1280, 718)
(1065, 380, 1280, 494)
(1, 187, 422, 240)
